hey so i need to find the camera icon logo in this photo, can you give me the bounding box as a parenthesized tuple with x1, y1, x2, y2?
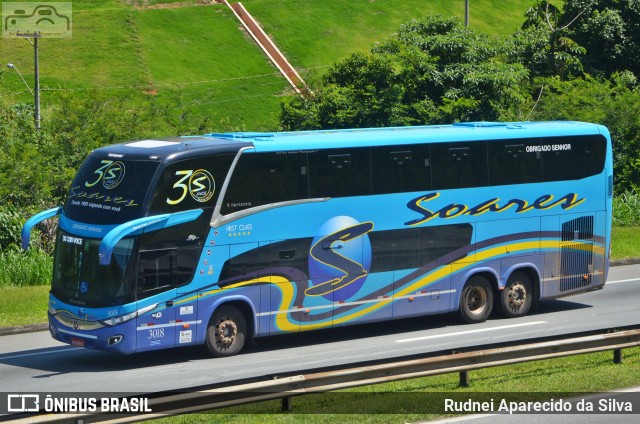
(7, 394, 40, 412)
(2, 2, 72, 38)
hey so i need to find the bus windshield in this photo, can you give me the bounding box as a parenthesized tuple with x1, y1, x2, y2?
(52, 231, 136, 308)
(64, 156, 161, 225)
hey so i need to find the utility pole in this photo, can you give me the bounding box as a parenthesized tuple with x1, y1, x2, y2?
(9, 31, 42, 129)
(33, 34, 40, 130)
(465, 0, 470, 27)
(34, 34, 41, 130)
(4, 2, 72, 130)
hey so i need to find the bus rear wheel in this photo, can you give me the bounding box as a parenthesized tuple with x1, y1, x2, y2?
(458, 276, 493, 324)
(500, 272, 533, 318)
(205, 305, 247, 357)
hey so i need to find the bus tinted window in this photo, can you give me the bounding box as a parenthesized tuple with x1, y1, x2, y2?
(137, 249, 177, 298)
(372, 145, 432, 194)
(222, 152, 309, 214)
(64, 157, 160, 225)
(431, 142, 488, 189)
(542, 135, 607, 182)
(308, 148, 371, 198)
(489, 138, 542, 185)
(150, 154, 235, 214)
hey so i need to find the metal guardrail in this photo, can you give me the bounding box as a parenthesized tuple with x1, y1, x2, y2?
(8, 326, 640, 423)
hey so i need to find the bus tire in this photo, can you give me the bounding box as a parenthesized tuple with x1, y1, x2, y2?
(500, 271, 533, 318)
(205, 305, 247, 357)
(458, 276, 493, 324)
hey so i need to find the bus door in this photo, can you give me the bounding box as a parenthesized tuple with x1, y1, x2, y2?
(135, 248, 179, 351)
(385, 228, 429, 320)
(218, 242, 265, 331)
(265, 239, 305, 334)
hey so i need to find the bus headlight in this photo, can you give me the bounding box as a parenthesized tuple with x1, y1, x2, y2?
(100, 303, 158, 327)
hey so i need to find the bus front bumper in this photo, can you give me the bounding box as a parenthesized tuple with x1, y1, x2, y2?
(49, 312, 136, 354)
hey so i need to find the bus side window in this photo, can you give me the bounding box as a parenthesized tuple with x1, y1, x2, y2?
(431, 142, 488, 190)
(542, 135, 606, 182)
(221, 152, 309, 215)
(137, 249, 177, 299)
(309, 148, 371, 198)
(372, 145, 432, 194)
(488, 139, 542, 185)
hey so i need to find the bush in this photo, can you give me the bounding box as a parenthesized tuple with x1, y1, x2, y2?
(613, 189, 640, 227)
(0, 206, 23, 250)
(0, 248, 52, 287)
(0, 205, 57, 254)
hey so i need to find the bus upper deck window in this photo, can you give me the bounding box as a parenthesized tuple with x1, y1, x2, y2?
(328, 154, 352, 169)
(390, 151, 412, 165)
(449, 147, 471, 161)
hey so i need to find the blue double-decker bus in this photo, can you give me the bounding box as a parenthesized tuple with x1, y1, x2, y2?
(22, 121, 613, 356)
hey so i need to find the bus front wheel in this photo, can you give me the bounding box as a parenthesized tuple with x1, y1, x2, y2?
(458, 276, 493, 324)
(500, 272, 533, 318)
(205, 305, 247, 357)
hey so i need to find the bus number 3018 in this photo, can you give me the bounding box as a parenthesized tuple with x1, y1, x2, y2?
(148, 328, 165, 339)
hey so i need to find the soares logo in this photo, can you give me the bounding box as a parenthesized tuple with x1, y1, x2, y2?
(405, 192, 585, 226)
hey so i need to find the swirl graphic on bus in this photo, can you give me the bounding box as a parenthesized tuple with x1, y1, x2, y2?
(306, 216, 373, 301)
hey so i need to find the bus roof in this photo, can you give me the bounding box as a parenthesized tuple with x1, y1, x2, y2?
(94, 121, 609, 159)
(206, 121, 609, 153)
(91, 136, 253, 161)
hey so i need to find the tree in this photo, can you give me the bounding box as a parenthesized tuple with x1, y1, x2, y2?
(507, 0, 586, 79)
(563, 0, 640, 76)
(281, 16, 529, 130)
(281, 53, 404, 131)
(521, 74, 640, 193)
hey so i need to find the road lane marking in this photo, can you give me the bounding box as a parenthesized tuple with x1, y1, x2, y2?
(607, 277, 640, 285)
(395, 321, 547, 344)
(0, 347, 82, 361)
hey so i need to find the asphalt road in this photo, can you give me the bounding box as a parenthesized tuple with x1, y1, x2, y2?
(0, 264, 638, 395)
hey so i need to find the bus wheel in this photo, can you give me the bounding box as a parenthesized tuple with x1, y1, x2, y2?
(205, 305, 247, 357)
(500, 272, 533, 318)
(458, 276, 493, 324)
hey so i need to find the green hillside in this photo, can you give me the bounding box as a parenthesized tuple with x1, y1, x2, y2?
(244, 0, 535, 70)
(1, 0, 536, 132)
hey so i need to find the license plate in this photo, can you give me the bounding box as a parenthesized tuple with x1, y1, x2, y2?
(71, 337, 85, 347)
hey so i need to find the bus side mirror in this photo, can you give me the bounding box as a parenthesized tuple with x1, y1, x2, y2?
(99, 209, 203, 266)
(21, 206, 62, 250)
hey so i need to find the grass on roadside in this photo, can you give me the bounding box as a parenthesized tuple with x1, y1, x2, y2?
(0, 285, 49, 327)
(611, 227, 640, 260)
(150, 346, 640, 423)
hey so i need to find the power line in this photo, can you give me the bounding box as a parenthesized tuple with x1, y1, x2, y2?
(3, 65, 331, 94)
